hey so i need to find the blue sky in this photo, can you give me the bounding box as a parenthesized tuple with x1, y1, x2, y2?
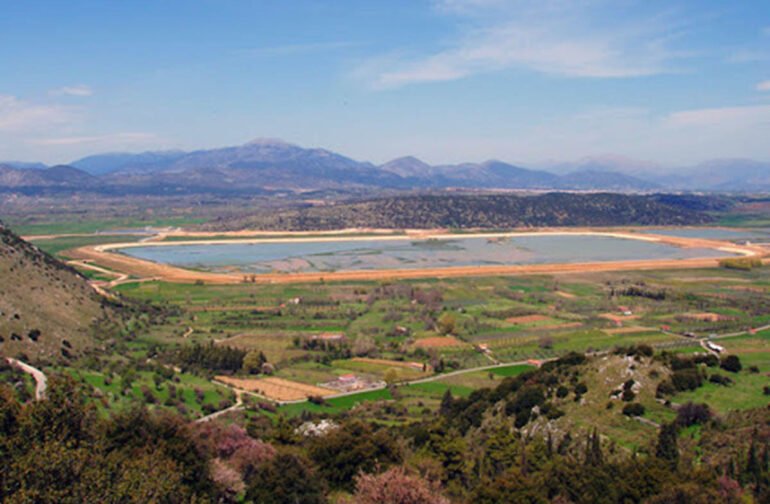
(1, 0, 769, 168)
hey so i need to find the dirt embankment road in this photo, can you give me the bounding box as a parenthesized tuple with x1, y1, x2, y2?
(66, 228, 768, 286)
(6, 358, 47, 400)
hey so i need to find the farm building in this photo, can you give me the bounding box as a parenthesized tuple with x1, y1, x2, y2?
(320, 374, 384, 393)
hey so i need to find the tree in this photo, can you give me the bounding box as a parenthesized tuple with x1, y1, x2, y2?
(720, 355, 742, 373)
(384, 368, 399, 386)
(584, 428, 603, 466)
(439, 389, 454, 416)
(352, 335, 376, 357)
(656, 423, 679, 469)
(242, 350, 267, 374)
(436, 313, 457, 335)
(353, 466, 449, 504)
(622, 403, 645, 417)
(308, 420, 402, 490)
(245, 452, 326, 504)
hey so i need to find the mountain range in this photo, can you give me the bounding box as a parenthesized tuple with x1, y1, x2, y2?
(1, 138, 769, 194)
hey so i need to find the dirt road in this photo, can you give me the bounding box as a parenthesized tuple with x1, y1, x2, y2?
(6, 357, 47, 400)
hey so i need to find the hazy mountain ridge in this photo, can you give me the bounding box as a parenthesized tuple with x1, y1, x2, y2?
(2, 139, 769, 193)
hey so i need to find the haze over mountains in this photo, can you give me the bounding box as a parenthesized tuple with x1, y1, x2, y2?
(1, 138, 769, 195)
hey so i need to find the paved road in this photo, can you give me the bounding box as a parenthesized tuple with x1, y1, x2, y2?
(6, 358, 47, 400)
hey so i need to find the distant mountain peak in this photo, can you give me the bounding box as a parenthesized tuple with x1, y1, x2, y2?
(243, 137, 294, 147)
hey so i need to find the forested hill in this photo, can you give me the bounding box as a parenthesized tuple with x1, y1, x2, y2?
(212, 193, 718, 231)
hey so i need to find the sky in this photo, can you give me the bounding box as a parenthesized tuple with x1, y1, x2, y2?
(1, 0, 769, 168)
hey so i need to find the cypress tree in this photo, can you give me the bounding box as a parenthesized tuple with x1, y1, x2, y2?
(656, 422, 679, 469)
(439, 389, 454, 416)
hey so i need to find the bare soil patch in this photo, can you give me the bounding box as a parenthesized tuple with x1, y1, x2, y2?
(351, 357, 429, 371)
(601, 313, 640, 324)
(412, 336, 468, 349)
(215, 376, 335, 401)
(506, 314, 550, 324)
(683, 312, 735, 322)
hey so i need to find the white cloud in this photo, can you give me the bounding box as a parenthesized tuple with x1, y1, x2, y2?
(757, 80, 770, 92)
(665, 104, 770, 128)
(48, 84, 93, 97)
(0, 95, 75, 132)
(241, 41, 356, 57)
(726, 49, 769, 64)
(30, 132, 158, 146)
(361, 0, 688, 89)
(408, 103, 770, 166)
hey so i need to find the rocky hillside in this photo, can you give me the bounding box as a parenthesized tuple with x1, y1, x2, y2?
(0, 221, 114, 362)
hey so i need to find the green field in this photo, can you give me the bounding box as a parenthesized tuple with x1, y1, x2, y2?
(39, 228, 770, 424)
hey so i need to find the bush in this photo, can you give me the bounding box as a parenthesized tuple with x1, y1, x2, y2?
(308, 395, 326, 405)
(709, 374, 733, 386)
(763, 386, 770, 396)
(720, 355, 742, 373)
(718, 257, 762, 270)
(622, 403, 645, 417)
(555, 386, 569, 398)
(670, 368, 703, 392)
(621, 389, 636, 402)
(675, 402, 711, 427)
(693, 354, 718, 367)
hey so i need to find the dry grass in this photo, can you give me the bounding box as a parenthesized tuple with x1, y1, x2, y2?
(602, 326, 655, 335)
(351, 357, 430, 371)
(215, 376, 335, 401)
(412, 336, 468, 349)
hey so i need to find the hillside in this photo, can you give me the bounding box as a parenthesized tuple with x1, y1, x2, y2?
(0, 221, 114, 362)
(212, 192, 715, 230)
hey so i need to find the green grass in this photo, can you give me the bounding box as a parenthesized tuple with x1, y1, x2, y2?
(68, 368, 233, 419)
(30, 234, 145, 257)
(407, 381, 474, 398)
(488, 363, 535, 377)
(278, 387, 394, 417)
(9, 216, 208, 236)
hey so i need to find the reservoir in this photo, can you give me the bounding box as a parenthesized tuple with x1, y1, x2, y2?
(115, 233, 731, 274)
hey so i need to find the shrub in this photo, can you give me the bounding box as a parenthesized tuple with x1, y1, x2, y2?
(354, 466, 449, 504)
(621, 389, 636, 402)
(693, 354, 718, 367)
(718, 257, 762, 270)
(656, 381, 674, 398)
(622, 403, 645, 417)
(675, 402, 711, 427)
(709, 374, 733, 386)
(670, 368, 703, 392)
(308, 395, 326, 405)
(720, 355, 742, 373)
(555, 386, 569, 398)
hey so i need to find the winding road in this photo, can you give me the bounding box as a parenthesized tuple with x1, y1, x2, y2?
(6, 357, 47, 400)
